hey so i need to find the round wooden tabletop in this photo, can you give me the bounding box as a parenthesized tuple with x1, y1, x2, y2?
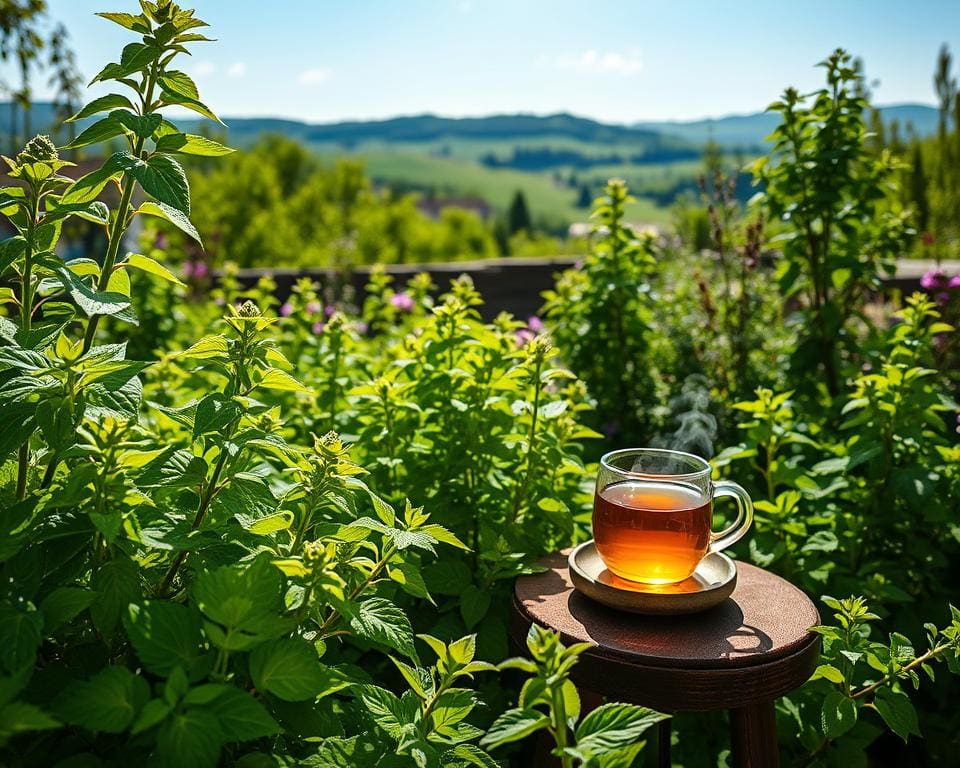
(510, 551, 821, 711)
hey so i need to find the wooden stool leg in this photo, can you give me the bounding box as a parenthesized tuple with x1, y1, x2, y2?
(655, 717, 671, 768)
(730, 700, 778, 768)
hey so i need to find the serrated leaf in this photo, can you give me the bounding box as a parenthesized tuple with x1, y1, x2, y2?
(136, 200, 202, 244)
(573, 703, 665, 757)
(821, 691, 858, 738)
(155, 133, 234, 157)
(0, 602, 43, 674)
(249, 638, 332, 701)
(39, 587, 97, 633)
(56, 266, 131, 319)
(67, 93, 136, 121)
(123, 602, 202, 676)
(204, 685, 282, 740)
(479, 707, 550, 749)
(460, 585, 491, 630)
(873, 688, 920, 742)
(55, 666, 149, 733)
(349, 597, 417, 660)
(356, 684, 408, 738)
(192, 392, 241, 440)
(129, 153, 190, 215)
(90, 556, 141, 637)
(157, 709, 222, 768)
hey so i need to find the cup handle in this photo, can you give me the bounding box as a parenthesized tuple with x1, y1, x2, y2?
(710, 480, 754, 553)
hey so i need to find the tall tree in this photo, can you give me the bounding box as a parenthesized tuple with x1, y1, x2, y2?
(0, 0, 47, 153)
(910, 142, 930, 235)
(506, 190, 531, 235)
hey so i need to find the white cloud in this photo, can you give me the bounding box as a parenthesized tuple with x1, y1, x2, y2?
(227, 62, 247, 78)
(544, 49, 643, 77)
(297, 67, 333, 86)
(192, 60, 216, 78)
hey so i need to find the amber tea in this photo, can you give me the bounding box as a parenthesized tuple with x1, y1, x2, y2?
(594, 480, 712, 584)
(593, 448, 754, 585)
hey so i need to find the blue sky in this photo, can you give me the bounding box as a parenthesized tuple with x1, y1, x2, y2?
(21, 0, 960, 124)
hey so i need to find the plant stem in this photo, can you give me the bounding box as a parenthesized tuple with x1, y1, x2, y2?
(157, 443, 231, 597)
(316, 543, 396, 637)
(850, 642, 951, 700)
(551, 684, 574, 768)
(511, 355, 544, 522)
(15, 188, 40, 500)
(82, 63, 158, 354)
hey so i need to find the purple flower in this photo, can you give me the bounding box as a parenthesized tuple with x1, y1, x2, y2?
(193, 261, 209, 279)
(354, 321, 369, 335)
(921, 269, 946, 291)
(325, 304, 336, 317)
(602, 420, 619, 438)
(280, 302, 294, 317)
(515, 328, 535, 347)
(182, 261, 194, 279)
(155, 233, 168, 250)
(390, 292, 415, 312)
(312, 321, 325, 334)
(573, 258, 584, 270)
(306, 300, 322, 315)
(949, 275, 960, 290)
(527, 315, 544, 332)
(936, 292, 950, 307)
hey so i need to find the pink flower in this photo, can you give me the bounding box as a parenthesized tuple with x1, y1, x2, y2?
(936, 292, 950, 306)
(949, 275, 960, 290)
(921, 270, 945, 291)
(280, 303, 294, 317)
(193, 261, 209, 279)
(306, 300, 322, 315)
(354, 321, 369, 335)
(325, 304, 336, 317)
(527, 315, 544, 332)
(155, 233, 168, 250)
(390, 292, 415, 312)
(214, 296, 225, 306)
(515, 328, 535, 347)
(312, 321, 325, 334)
(182, 261, 194, 278)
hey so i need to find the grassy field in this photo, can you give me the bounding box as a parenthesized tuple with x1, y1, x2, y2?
(313, 146, 680, 229)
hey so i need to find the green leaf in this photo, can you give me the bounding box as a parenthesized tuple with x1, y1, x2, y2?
(256, 368, 312, 394)
(204, 685, 282, 740)
(389, 561, 432, 601)
(192, 392, 241, 440)
(444, 744, 499, 768)
(66, 114, 127, 149)
(155, 133, 234, 157)
(460, 585, 491, 630)
(67, 93, 136, 121)
(0, 236, 27, 277)
(135, 200, 202, 244)
(0, 602, 43, 674)
(873, 688, 920, 742)
(349, 597, 417, 660)
(157, 709, 222, 768)
(247, 511, 294, 536)
(0, 701, 59, 742)
(90, 556, 141, 637)
(158, 70, 200, 101)
(56, 266, 131, 319)
(123, 602, 203, 677)
(355, 684, 407, 738)
(129, 154, 190, 215)
(821, 691, 858, 738)
(193, 558, 291, 651)
(573, 703, 665, 756)
(249, 638, 330, 701)
(39, 587, 97, 633)
(95, 11, 151, 33)
(419, 523, 469, 551)
(121, 252, 186, 288)
(479, 707, 550, 749)
(55, 666, 149, 733)
(131, 698, 171, 734)
(138, 446, 208, 488)
(61, 152, 136, 205)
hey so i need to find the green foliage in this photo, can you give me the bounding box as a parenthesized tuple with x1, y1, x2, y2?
(542, 179, 661, 444)
(484, 625, 666, 768)
(753, 49, 913, 397)
(182, 135, 498, 268)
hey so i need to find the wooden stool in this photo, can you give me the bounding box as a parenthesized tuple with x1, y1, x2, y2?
(509, 551, 820, 768)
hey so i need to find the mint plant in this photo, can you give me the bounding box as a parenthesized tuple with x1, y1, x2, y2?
(483, 625, 667, 768)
